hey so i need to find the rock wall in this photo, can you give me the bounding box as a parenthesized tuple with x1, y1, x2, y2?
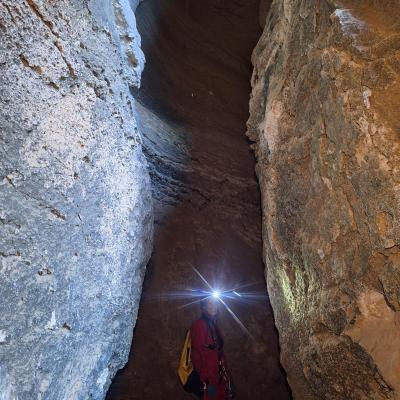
(0, 1, 153, 399)
(248, 1, 400, 399)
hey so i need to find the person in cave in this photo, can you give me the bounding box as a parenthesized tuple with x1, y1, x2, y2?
(190, 297, 235, 399)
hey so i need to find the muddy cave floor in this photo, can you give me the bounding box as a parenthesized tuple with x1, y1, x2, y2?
(107, 0, 291, 399)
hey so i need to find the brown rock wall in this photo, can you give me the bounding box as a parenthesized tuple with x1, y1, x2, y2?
(248, 1, 400, 399)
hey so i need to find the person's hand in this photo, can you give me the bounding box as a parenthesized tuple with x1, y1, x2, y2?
(207, 384, 217, 397)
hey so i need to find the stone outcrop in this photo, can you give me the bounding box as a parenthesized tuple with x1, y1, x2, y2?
(0, 1, 152, 399)
(248, 0, 400, 399)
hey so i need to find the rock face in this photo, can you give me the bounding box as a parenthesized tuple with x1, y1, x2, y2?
(0, 1, 152, 399)
(248, 1, 400, 399)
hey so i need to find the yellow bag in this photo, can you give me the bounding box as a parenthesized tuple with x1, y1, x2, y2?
(178, 329, 193, 385)
(178, 329, 202, 396)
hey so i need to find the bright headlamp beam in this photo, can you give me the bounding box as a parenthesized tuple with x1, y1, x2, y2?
(219, 297, 254, 340)
(191, 265, 254, 340)
(176, 296, 209, 311)
(192, 267, 221, 300)
(192, 266, 214, 291)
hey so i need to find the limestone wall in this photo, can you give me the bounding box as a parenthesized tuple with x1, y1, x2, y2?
(0, 1, 153, 399)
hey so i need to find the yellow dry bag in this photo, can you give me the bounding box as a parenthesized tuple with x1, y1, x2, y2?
(178, 329, 193, 385)
(178, 329, 202, 396)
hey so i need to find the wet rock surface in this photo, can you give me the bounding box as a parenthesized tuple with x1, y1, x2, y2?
(248, 1, 400, 399)
(107, 0, 290, 399)
(0, 1, 152, 399)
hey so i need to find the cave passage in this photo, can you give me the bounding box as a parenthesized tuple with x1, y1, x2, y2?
(107, 1, 291, 399)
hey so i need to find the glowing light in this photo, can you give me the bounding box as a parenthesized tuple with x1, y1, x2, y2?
(148, 265, 268, 341)
(192, 266, 213, 291)
(218, 297, 255, 340)
(190, 266, 256, 339)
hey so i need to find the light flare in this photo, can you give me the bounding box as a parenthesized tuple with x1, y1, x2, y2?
(190, 266, 261, 340)
(146, 265, 267, 340)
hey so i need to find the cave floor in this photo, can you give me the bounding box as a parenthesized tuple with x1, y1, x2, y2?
(106, 1, 291, 399)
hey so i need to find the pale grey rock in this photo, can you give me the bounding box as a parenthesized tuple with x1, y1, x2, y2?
(129, 0, 145, 12)
(135, 101, 191, 223)
(0, 1, 153, 399)
(248, 0, 400, 399)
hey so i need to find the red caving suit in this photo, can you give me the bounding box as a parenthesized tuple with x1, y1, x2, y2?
(191, 316, 229, 400)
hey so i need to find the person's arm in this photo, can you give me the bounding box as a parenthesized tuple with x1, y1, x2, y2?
(191, 320, 209, 384)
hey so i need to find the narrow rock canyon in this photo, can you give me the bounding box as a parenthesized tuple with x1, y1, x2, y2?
(1, 1, 399, 400)
(107, 0, 290, 399)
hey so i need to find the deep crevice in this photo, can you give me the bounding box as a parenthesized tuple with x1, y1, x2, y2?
(107, 1, 291, 399)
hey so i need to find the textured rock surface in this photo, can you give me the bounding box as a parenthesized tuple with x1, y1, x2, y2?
(107, 0, 291, 399)
(0, 1, 152, 399)
(248, 0, 400, 399)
